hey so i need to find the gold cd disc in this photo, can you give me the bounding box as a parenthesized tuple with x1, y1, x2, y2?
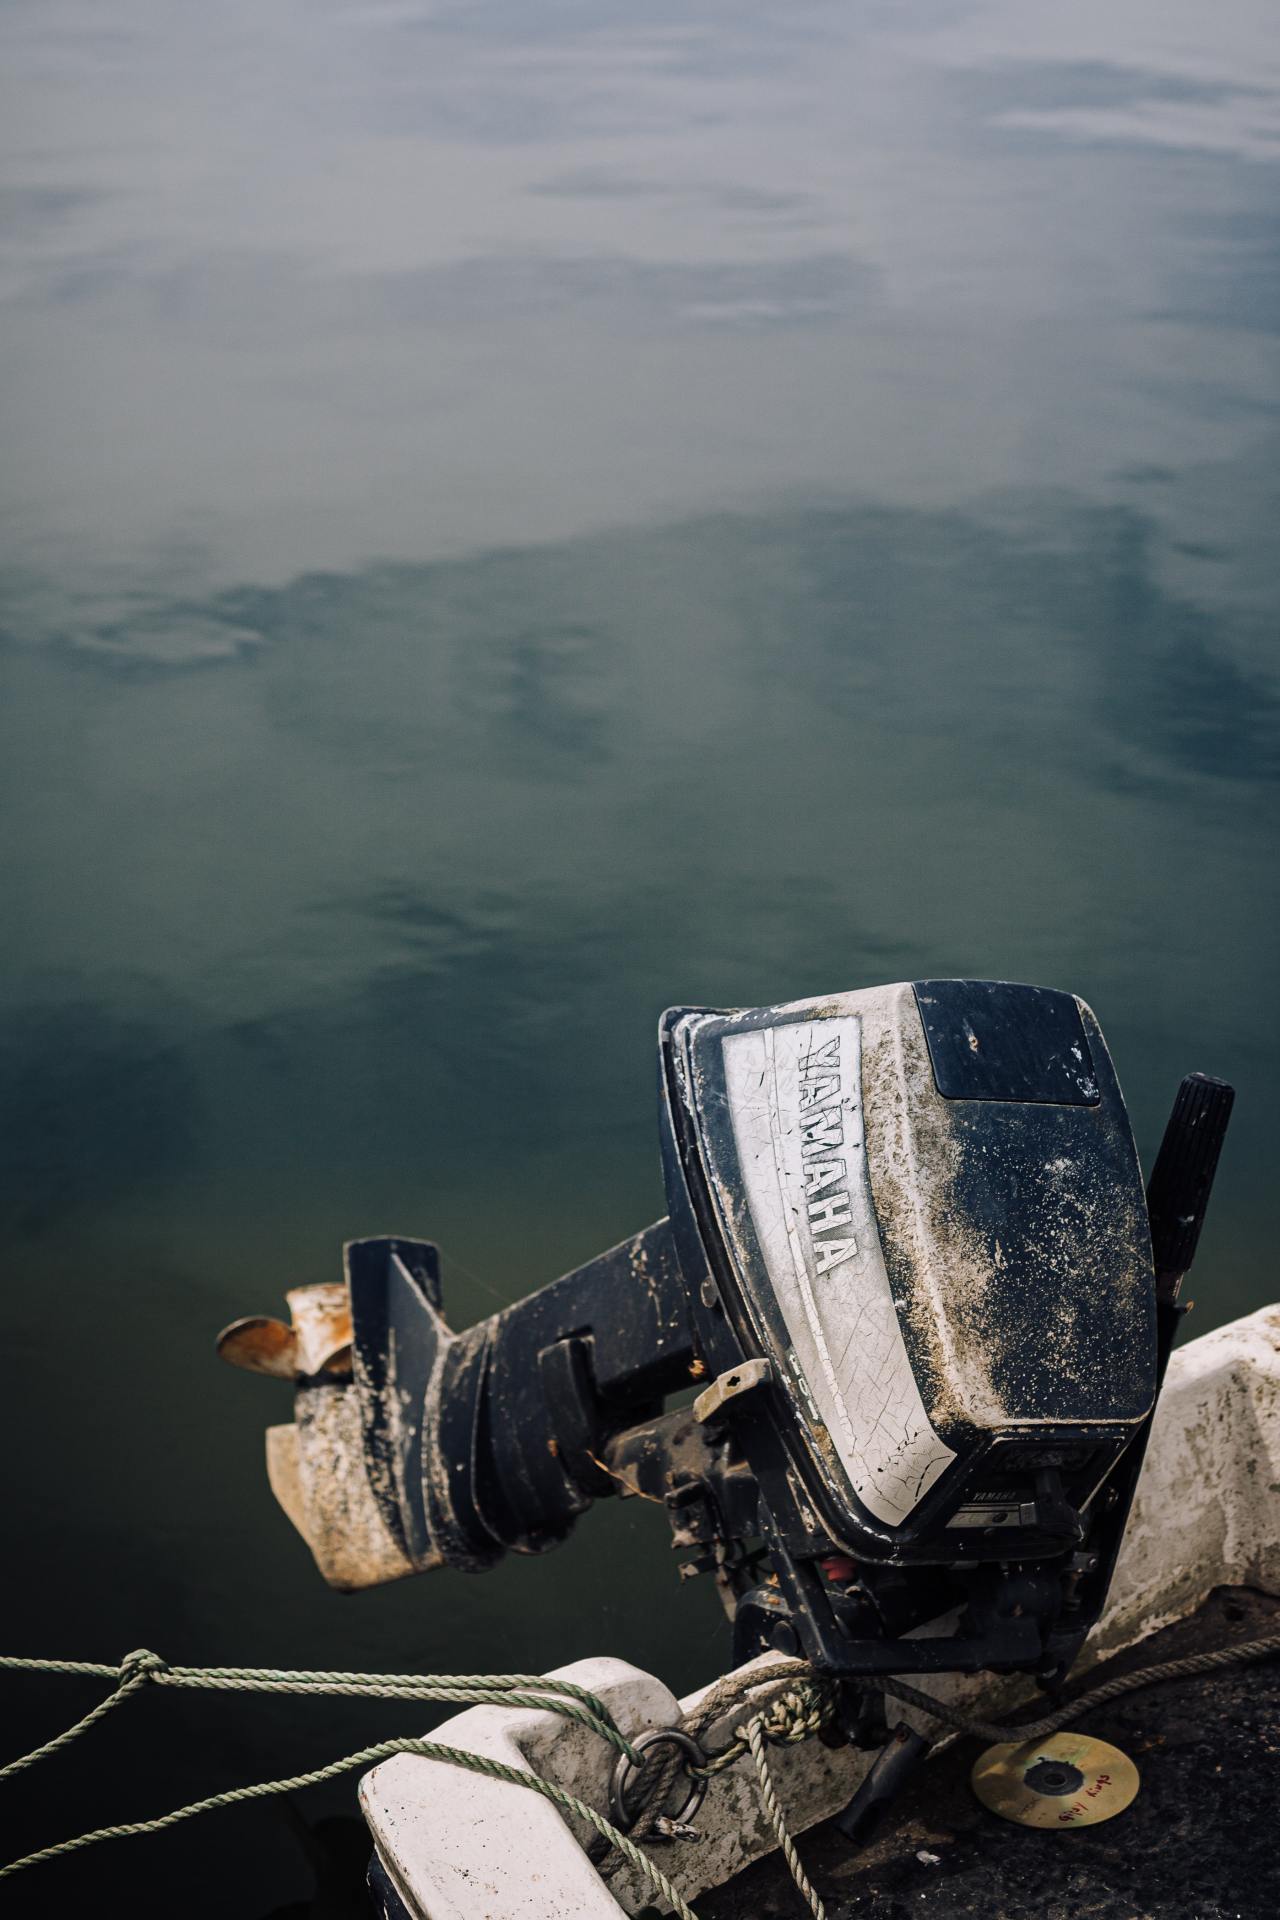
(971, 1731, 1139, 1828)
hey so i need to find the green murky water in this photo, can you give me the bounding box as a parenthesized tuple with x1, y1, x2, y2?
(1, 5, 1277, 1912)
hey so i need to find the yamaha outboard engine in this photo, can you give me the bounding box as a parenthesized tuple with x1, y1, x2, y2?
(220, 979, 1231, 1691)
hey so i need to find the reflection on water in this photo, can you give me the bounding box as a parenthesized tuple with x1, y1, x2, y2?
(1, 3, 1277, 1915)
(4, 2, 1280, 598)
(0, 996, 200, 1234)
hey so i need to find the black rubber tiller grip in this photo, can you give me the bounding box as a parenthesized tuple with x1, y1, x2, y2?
(1146, 1073, 1235, 1283)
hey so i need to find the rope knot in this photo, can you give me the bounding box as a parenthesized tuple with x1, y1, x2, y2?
(119, 1650, 168, 1681)
(749, 1677, 837, 1749)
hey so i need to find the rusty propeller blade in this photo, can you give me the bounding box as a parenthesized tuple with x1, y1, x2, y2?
(216, 1282, 354, 1380)
(216, 1315, 298, 1379)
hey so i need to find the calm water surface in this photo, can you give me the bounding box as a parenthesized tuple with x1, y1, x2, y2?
(2, 4, 1278, 1912)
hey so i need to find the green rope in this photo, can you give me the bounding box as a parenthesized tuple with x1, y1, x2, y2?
(0, 1730, 701, 1917)
(157, 1675, 633, 1754)
(0, 1650, 699, 1913)
(0, 1655, 126, 1680)
(0, 1670, 149, 1781)
(0, 1651, 639, 1761)
(156, 1662, 623, 1715)
(740, 1713, 825, 1920)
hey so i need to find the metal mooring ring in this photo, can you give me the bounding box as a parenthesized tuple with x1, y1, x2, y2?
(609, 1727, 709, 1833)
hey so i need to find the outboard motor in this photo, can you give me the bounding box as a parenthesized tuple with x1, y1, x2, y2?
(219, 979, 1231, 1690)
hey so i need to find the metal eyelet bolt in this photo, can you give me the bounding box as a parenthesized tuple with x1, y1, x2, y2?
(609, 1727, 709, 1833)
